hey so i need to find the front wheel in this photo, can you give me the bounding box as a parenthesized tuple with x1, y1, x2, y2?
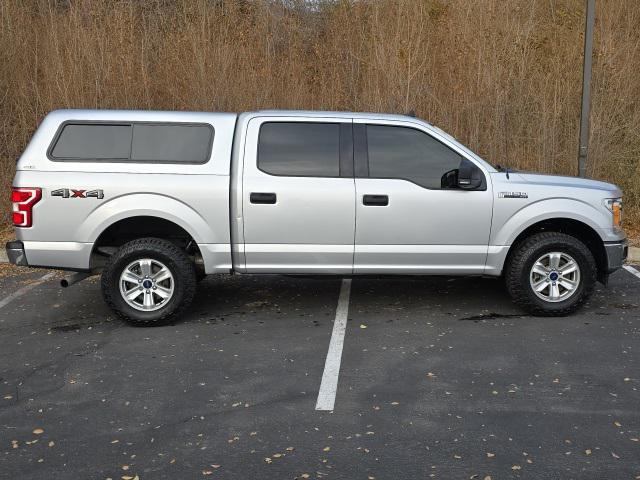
(505, 232, 597, 316)
(101, 238, 196, 326)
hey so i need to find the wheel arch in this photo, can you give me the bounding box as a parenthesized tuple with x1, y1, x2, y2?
(90, 215, 203, 271)
(80, 193, 214, 244)
(504, 218, 607, 281)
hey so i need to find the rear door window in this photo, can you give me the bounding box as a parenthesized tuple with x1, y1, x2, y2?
(50, 122, 213, 163)
(258, 122, 340, 177)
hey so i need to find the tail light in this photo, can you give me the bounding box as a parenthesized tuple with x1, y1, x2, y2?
(11, 187, 42, 227)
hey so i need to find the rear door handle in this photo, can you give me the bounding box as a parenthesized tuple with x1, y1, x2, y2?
(362, 194, 389, 206)
(250, 192, 277, 204)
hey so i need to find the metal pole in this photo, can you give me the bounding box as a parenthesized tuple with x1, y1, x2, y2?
(578, 0, 595, 178)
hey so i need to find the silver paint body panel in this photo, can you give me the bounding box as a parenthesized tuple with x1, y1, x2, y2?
(240, 115, 355, 274)
(352, 118, 493, 274)
(11, 109, 626, 276)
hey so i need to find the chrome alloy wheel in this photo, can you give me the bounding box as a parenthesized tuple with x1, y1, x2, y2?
(119, 258, 174, 311)
(529, 252, 581, 303)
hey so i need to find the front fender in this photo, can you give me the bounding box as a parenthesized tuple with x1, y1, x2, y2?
(79, 193, 214, 243)
(491, 197, 610, 246)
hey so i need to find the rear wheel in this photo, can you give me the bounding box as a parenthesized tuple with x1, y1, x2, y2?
(101, 238, 196, 326)
(505, 232, 596, 316)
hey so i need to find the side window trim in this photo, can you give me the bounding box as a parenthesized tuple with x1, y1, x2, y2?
(353, 123, 369, 177)
(256, 120, 354, 179)
(360, 123, 486, 191)
(339, 122, 354, 178)
(47, 120, 215, 164)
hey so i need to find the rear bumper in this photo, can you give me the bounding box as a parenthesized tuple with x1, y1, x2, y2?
(6, 241, 28, 266)
(604, 239, 628, 273)
(5, 240, 92, 270)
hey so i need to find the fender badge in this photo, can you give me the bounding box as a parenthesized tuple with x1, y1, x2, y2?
(51, 188, 104, 199)
(498, 191, 528, 199)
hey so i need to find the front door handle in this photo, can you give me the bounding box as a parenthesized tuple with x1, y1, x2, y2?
(362, 194, 389, 206)
(250, 192, 277, 204)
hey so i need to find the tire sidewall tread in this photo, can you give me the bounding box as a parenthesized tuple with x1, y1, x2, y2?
(101, 237, 196, 326)
(505, 232, 597, 316)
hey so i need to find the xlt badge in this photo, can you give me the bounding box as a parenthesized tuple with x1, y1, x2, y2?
(498, 191, 528, 199)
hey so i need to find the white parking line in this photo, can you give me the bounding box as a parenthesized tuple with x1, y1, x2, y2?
(0, 272, 56, 310)
(623, 264, 640, 280)
(315, 278, 352, 411)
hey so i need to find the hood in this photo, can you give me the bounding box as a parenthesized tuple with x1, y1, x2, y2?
(516, 172, 621, 195)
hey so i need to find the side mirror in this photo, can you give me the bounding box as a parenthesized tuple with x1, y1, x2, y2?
(457, 159, 484, 190)
(440, 168, 458, 189)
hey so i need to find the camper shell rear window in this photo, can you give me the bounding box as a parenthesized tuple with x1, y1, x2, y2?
(48, 121, 214, 164)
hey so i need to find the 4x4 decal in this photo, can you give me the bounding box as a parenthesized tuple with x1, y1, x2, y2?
(51, 188, 104, 199)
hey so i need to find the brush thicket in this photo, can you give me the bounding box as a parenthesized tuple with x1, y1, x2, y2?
(1, 0, 638, 229)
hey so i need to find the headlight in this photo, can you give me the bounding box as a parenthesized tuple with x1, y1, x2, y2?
(604, 198, 623, 227)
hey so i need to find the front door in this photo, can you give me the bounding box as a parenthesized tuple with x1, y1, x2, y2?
(242, 116, 355, 274)
(353, 120, 493, 274)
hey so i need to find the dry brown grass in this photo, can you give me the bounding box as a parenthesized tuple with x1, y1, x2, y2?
(0, 0, 639, 233)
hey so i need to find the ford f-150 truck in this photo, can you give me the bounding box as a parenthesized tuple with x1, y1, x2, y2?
(7, 110, 628, 325)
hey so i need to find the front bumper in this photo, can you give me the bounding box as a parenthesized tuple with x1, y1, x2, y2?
(6, 240, 28, 266)
(604, 239, 628, 273)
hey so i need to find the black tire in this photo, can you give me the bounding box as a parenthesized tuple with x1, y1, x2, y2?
(101, 237, 196, 326)
(505, 232, 597, 316)
(196, 269, 207, 283)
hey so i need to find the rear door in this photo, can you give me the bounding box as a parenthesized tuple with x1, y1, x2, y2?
(241, 116, 355, 273)
(353, 119, 493, 274)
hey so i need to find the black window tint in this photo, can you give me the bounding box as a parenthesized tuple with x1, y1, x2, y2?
(366, 125, 462, 189)
(131, 124, 212, 163)
(258, 122, 340, 176)
(51, 124, 131, 159)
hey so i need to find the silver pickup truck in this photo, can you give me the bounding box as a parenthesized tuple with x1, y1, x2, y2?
(7, 110, 628, 325)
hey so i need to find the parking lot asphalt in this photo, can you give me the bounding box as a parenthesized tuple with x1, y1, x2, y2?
(1, 267, 639, 480)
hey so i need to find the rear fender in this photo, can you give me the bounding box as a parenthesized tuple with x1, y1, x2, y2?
(79, 193, 213, 244)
